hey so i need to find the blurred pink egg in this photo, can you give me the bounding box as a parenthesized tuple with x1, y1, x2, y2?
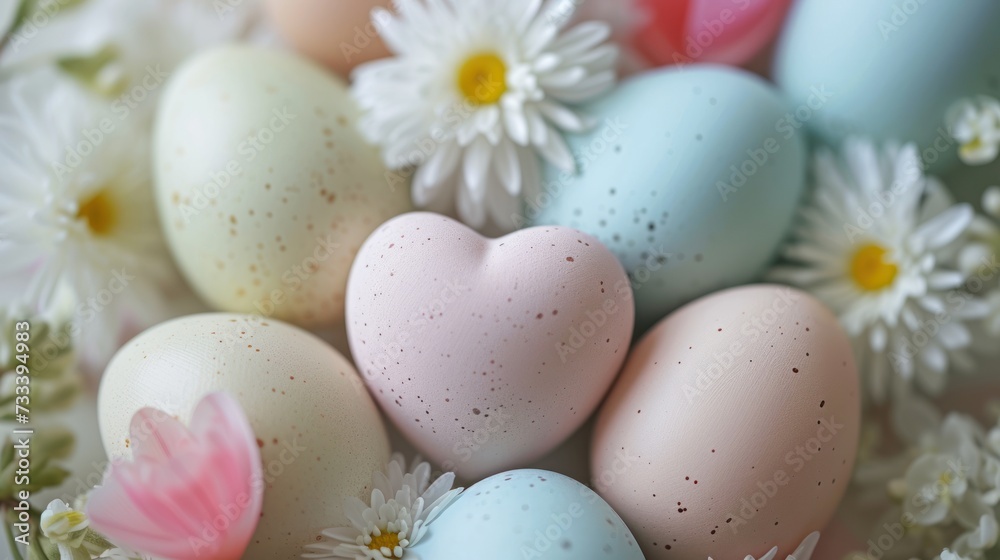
(264, 0, 391, 77)
(629, 0, 793, 66)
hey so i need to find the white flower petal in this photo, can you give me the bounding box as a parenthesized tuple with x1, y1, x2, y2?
(492, 137, 522, 196)
(910, 204, 974, 249)
(767, 137, 983, 401)
(462, 136, 494, 201)
(348, 0, 617, 231)
(306, 455, 463, 559)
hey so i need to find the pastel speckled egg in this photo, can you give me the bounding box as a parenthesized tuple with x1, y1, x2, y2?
(154, 46, 411, 328)
(263, 0, 391, 77)
(347, 213, 634, 479)
(775, 0, 1000, 172)
(407, 470, 644, 560)
(592, 285, 860, 559)
(98, 313, 390, 560)
(527, 65, 806, 331)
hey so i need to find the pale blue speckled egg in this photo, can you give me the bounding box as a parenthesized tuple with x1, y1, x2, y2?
(407, 470, 644, 560)
(775, 0, 1000, 172)
(525, 65, 806, 331)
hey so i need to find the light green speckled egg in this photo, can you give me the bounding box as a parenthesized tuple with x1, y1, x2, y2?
(99, 313, 390, 560)
(155, 46, 411, 328)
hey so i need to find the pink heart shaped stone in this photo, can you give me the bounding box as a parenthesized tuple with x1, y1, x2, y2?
(347, 213, 634, 479)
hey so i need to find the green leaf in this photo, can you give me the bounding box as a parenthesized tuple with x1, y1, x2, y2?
(12, 0, 88, 31)
(0, 460, 17, 498)
(56, 43, 125, 97)
(26, 538, 47, 560)
(1, 435, 13, 469)
(30, 331, 74, 380)
(81, 529, 114, 555)
(31, 464, 71, 492)
(34, 380, 81, 412)
(3, 517, 25, 560)
(28, 531, 54, 560)
(33, 426, 75, 461)
(8, 0, 32, 33)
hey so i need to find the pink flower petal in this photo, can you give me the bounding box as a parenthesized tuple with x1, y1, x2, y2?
(88, 393, 263, 560)
(632, 0, 793, 66)
(128, 408, 195, 462)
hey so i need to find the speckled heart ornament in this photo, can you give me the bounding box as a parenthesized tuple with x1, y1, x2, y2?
(347, 213, 634, 478)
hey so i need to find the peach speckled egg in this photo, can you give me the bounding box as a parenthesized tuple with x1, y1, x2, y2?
(346, 213, 635, 479)
(591, 285, 860, 559)
(98, 313, 390, 560)
(264, 0, 391, 77)
(154, 46, 411, 329)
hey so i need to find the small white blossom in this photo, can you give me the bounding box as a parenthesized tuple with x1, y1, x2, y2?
(947, 96, 1000, 166)
(869, 408, 1000, 559)
(40, 499, 89, 560)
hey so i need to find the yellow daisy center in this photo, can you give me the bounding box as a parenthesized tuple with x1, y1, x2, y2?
(368, 532, 401, 554)
(76, 189, 117, 236)
(850, 244, 898, 291)
(457, 52, 507, 105)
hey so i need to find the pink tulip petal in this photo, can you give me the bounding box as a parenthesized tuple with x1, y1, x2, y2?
(128, 407, 195, 461)
(633, 0, 793, 66)
(88, 393, 263, 560)
(687, 0, 792, 64)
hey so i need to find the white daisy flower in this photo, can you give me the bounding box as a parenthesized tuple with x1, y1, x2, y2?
(352, 0, 618, 231)
(1, 0, 269, 114)
(572, 0, 651, 73)
(304, 454, 464, 560)
(708, 531, 820, 560)
(770, 138, 988, 401)
(0, 68, 180, 371)
(947, 96, 1000, 166)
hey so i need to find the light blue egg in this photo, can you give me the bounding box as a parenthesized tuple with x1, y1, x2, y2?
(525, 65, 806, 331)
(407, 470, 644, 560)
(775, 0, 1000, 172)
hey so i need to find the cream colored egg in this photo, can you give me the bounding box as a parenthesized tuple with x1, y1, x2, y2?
(592, 285, 861, 559)
(98, 313, 390, 560)
(264, 0, 392, 76)
(154, 46, 411, 328)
